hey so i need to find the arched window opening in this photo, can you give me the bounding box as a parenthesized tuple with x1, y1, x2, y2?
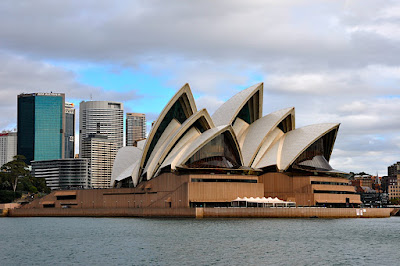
(185, 132, 241, 169)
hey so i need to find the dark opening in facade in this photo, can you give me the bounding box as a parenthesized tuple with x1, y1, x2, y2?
(185, 132, 241, 169)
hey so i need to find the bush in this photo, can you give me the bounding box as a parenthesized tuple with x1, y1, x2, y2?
(390, 198, 400, 205)
(0, 190, 22, 203)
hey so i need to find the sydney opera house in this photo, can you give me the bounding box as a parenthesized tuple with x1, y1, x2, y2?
(109, 82, 360, 208)
(16, 82, 362, 216)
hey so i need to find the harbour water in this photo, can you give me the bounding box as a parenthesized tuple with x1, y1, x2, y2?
(1, 217, 399, 265)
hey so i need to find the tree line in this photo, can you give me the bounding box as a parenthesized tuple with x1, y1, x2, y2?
(0, 155, 50, 203)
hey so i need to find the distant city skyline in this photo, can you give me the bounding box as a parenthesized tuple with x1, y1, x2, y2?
(0, 1, 400, 175)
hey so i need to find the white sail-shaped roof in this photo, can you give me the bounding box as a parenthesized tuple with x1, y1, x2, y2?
(160, 125, 243, 170)
(136, 139, 146, 150)
(232, 117, 250, 141)
(111, 146, 142, 187)
(144, 109, 214, 179)
(240, 107, 294, 166)
(256, 123, 340, 171)
(138, 83, 197, 178)
(212, 83, 263, 127)
(114, 163, 136, 182)
(142, 118, 181, 180)
(175, 125, 243, 168)
(112, 82, 343, 188)
(159, 127, 202, 171)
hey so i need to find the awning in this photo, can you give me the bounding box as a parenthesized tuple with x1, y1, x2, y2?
(41, 201, 55, 205)
(232, 196, 295, 205)
(232, 197, 290, 204)
(54, 191, 77, 196)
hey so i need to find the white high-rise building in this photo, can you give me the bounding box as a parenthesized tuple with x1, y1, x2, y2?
(126, 113, 146, 146)
(79, 101, 123, 150)
(79, 101, 123, 188)
(0, 131, 17, 167)
(81, 134, 118, 188)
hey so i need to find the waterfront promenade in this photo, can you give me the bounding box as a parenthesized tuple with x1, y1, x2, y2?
(6, 206, 393, 218)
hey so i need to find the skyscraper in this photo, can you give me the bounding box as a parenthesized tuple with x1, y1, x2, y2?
(0, 131, 17, 167)
(17, 93, 65, 164)
(65, 102, 75, 158)
(126, 113, 146, 146)
(79, 101, 123, 188)
(81, 134, 118, 188)
(79, 101, 123, 151)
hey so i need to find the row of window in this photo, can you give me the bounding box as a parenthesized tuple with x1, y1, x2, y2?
(311, 181, 349, 186)
(191, 178, 257, 183)
(314, 190, 356, 194)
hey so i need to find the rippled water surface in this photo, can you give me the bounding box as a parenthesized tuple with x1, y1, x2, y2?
(1, 217, 399, 265)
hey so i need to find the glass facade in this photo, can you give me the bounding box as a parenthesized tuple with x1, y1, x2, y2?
(18, 94, 64, 164)
(17, 96, 35, 163)
(185, 132, 241, 169)
(237, 101, 251, 124)
(235, 91, 260, 125)
(144, 97, 190, 168)
(65, 104, 75, 158)
(32, 158, 89, 190)
(35, 96, 63, 161)
(294, 137, 333, 171)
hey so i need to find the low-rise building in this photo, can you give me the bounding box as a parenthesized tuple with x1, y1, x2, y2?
(388, 179, 400, 201)
(31, 159, 89, 190)
(353, 175, 373, 188)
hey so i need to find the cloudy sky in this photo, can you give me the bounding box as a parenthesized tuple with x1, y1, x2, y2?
(1, 0, 399, 175)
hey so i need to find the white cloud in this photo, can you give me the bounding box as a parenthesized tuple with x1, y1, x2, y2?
(0, 0, 399, 174)
(0, 53, 140, 130)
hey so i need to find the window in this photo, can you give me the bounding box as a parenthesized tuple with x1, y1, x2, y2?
(185, 132, 241, 169)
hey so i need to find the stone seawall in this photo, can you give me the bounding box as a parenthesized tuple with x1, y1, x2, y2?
(8, 207, 196, 218)
(1, 209, 8, 217)
(200, 207, 392, 218)
(6, 207, 392, 218)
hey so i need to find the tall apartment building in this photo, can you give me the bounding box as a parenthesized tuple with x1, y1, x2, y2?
(31, 159, 89, 190)
(17, 93, 65, 164)
(388, 179, 400, 201)
(388, 162, 400, 178)
(81, 134, 118, 188)
(126, 113, 146, 146)
(65, 102, 75, 158)
(79, 101, 123, 188)
(0, 131, 17, 167)
(79, 101, 123, 151)
(386, 162, 400, 190)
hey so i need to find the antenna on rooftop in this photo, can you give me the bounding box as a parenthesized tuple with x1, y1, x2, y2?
(90, 93, 93, 101)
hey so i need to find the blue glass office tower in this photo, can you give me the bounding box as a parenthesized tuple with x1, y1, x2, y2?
(17, 93, 65, 164)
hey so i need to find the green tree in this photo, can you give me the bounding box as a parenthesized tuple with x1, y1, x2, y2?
(1, 155, 31, 192)
(356, 172, 370, 176)
(390, 198, 400, 205)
